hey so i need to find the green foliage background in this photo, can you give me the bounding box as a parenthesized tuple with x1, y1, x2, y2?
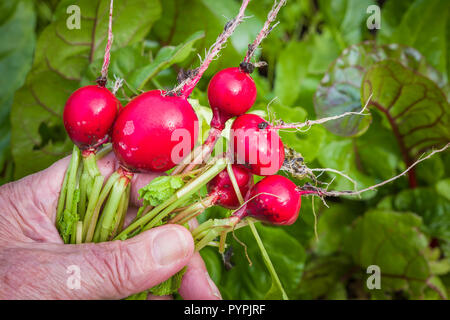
(1, 0, 449, 299)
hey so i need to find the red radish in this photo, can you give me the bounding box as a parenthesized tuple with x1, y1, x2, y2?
(173, 67, 257, 175)
(168, 164, 252, 225)
(235, 175, 301, 225)
(230, 114, 285, 176)
(207, 67, 257, 129)
(63, 85, 120, 149)
(112, 90, 199, 172)
(207, 164, 253, 209)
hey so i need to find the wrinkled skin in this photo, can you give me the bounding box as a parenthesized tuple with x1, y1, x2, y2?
(0, 153, 221, 300)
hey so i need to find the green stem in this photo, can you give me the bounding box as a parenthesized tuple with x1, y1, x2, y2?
(176, 207, 206, 225)
(95, 143, 112, 160)
(85, 172, 120, 242)
(169, 195, 215, 224)
(83, 152, 101, 178)
(227, 163, 244, 205)
(86, 175, 94, 198)
(78, 169, 90, 220)
(115, 184, 131, 235)
(116, 200, 175, 240)
(194, 228, 211, 241)
(65, 146, 81, 216)
(76, 221, 83, 244)
(218, 231, 227, 254)
(70, 222, 77, 244)
(82, 175, 105, 240)
(141, 197, 189, 231)
(56, 160, 71, 227)
(96, 177, 129, 242)
(115, 158, 227, 240)
(192, 219, 215, 238)
(247, 220, 288, 300)
(195, 229, 221, 251)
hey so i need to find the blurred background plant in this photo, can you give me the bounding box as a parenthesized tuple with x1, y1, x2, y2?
(0, 0, 449, 299)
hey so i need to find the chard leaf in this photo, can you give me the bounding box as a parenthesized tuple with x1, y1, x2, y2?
(377, 187, 450, 242)
(378, 0, 450, 82)
(361, 59, 449, 158)
(343, 210, 446, 299)
(314, 42, 447, 138)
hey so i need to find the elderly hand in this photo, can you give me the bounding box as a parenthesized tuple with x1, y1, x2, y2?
(0, 152, 221, 300)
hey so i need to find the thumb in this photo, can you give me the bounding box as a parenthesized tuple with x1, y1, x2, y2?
(14, 225, 194, 299)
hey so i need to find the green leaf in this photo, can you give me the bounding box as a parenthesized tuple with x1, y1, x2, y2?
(128, 31, 205, 90)
(353, 113, 402, 181)
(430, 259, 450, 276)
(378, 188, 450, 241)
(314, 42, 447, 137)
(10, 0, 161, 179)
(436, 178, 450, 201)
(344, 210, 434, 298)
(274, 31, 340, 107)
(378, 0, 450, 83)
(151, 0, 262, 77)
(58, 188, 81, 244)
(269, 102, 328, 163)
(81, 42, 151, 100)
(296, 255, 353, 299)
(315, 204, 359, 256)
(199, 246, 224, 285)
(218, 223, 306, 300)
(361, 59, 449, 158)
(274, 41, 313, 106)
(0, 0, 36, 185)
(316, 133, 377, 199)
(138, 176, 184, 207)
(149, 267, 187, 296)
(318, 0, 375, 47)
(423, 276, 448, 300)
(416, 154, 445, 185)
(247, 221, 288, 300)
(125, 291, 149, 300)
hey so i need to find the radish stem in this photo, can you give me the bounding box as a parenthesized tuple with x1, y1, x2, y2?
(96, 176, 129, 242)
(56, 160, 70, 226)
(82, 175, 105, 240)
(82, 151, 101, 178)
(85, 172, 120, 242)
(247, 220, 288, 300)
(65, 146, 81, 216)
(76, 221, 83, 244)
(115, 158, 227, 240)
(78, 170, 90, 219)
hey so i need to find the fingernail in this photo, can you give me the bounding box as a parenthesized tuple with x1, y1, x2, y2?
(152, 228, 190, 266)
(206, 272, 222, 299)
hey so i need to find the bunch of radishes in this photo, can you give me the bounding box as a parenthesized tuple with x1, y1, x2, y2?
(56, 0, 445, 299)
(55, 0, 303, 298)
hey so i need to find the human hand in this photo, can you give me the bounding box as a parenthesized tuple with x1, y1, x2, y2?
(0, 153, 221, 300)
